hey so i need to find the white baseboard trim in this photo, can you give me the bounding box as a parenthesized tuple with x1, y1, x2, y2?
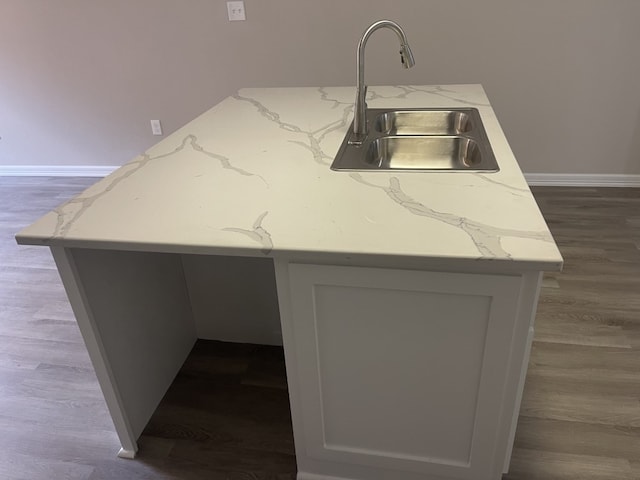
(0, 165, 118, 177)
(1, 166, 639, 187)
(524, 173, 640, 187)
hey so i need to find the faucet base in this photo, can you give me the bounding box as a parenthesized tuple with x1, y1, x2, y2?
(348, 132, 367, 146)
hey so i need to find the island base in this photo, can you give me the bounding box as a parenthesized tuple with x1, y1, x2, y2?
(51, 247, 541, 480)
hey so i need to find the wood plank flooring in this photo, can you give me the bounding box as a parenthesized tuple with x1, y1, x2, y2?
(1, 177, 639, 480)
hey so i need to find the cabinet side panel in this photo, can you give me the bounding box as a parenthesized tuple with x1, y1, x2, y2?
(70, 248, 197, 439)
(500, 271, 543, 474)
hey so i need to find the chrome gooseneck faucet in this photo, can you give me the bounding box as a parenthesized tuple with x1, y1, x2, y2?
(350, 20, 415, 145)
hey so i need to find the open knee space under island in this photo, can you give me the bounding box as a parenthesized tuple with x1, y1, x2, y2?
(16, 85, 563, 480)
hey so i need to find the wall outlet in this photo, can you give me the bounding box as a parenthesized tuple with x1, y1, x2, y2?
(150, 120, 163, 136)
(227, 1, 246, 21)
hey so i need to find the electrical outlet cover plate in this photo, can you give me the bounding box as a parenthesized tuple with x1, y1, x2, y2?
(150, 120, 163, 136)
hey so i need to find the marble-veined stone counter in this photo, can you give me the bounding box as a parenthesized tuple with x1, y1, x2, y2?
(16, 85, 562, 272)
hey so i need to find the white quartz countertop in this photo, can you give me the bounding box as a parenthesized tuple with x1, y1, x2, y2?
(17, 85, 563, 272)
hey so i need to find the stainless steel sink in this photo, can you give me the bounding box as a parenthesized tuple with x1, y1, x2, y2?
(374, 110, 473, 135)
(331, 108, 499, 172)
(366, 136, 482, 170)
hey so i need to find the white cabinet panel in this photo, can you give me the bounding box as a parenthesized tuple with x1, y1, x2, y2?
(314, 284, 490, 464)
(280, 263, 525, 480)
(181, 254, 282, 345)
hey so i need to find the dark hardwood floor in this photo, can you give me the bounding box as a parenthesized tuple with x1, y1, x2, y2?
(1, 177, 638, 480)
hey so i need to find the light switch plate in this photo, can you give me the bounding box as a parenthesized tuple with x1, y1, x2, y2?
(227, 1, 246, 21)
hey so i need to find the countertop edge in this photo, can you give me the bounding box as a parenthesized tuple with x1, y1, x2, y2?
(16, 233, 562, 273)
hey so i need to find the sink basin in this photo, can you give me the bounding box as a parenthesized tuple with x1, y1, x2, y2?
(331, 108, 499, 172)
(375, 110, 473, 135)
(366, 136, 483, 170)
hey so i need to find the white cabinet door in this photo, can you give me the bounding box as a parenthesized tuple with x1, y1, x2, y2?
(278, 263, 526, 480)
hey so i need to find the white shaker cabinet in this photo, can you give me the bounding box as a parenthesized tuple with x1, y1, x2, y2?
(275, 262, 542, 480)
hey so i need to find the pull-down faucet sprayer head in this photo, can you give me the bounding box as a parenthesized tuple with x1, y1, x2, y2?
(400, 43, 415, 69)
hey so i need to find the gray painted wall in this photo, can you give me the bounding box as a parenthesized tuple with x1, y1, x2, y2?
(1, 0, 639, 174)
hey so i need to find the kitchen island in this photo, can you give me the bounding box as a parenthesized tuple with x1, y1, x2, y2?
(17, 85, 562, 480)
